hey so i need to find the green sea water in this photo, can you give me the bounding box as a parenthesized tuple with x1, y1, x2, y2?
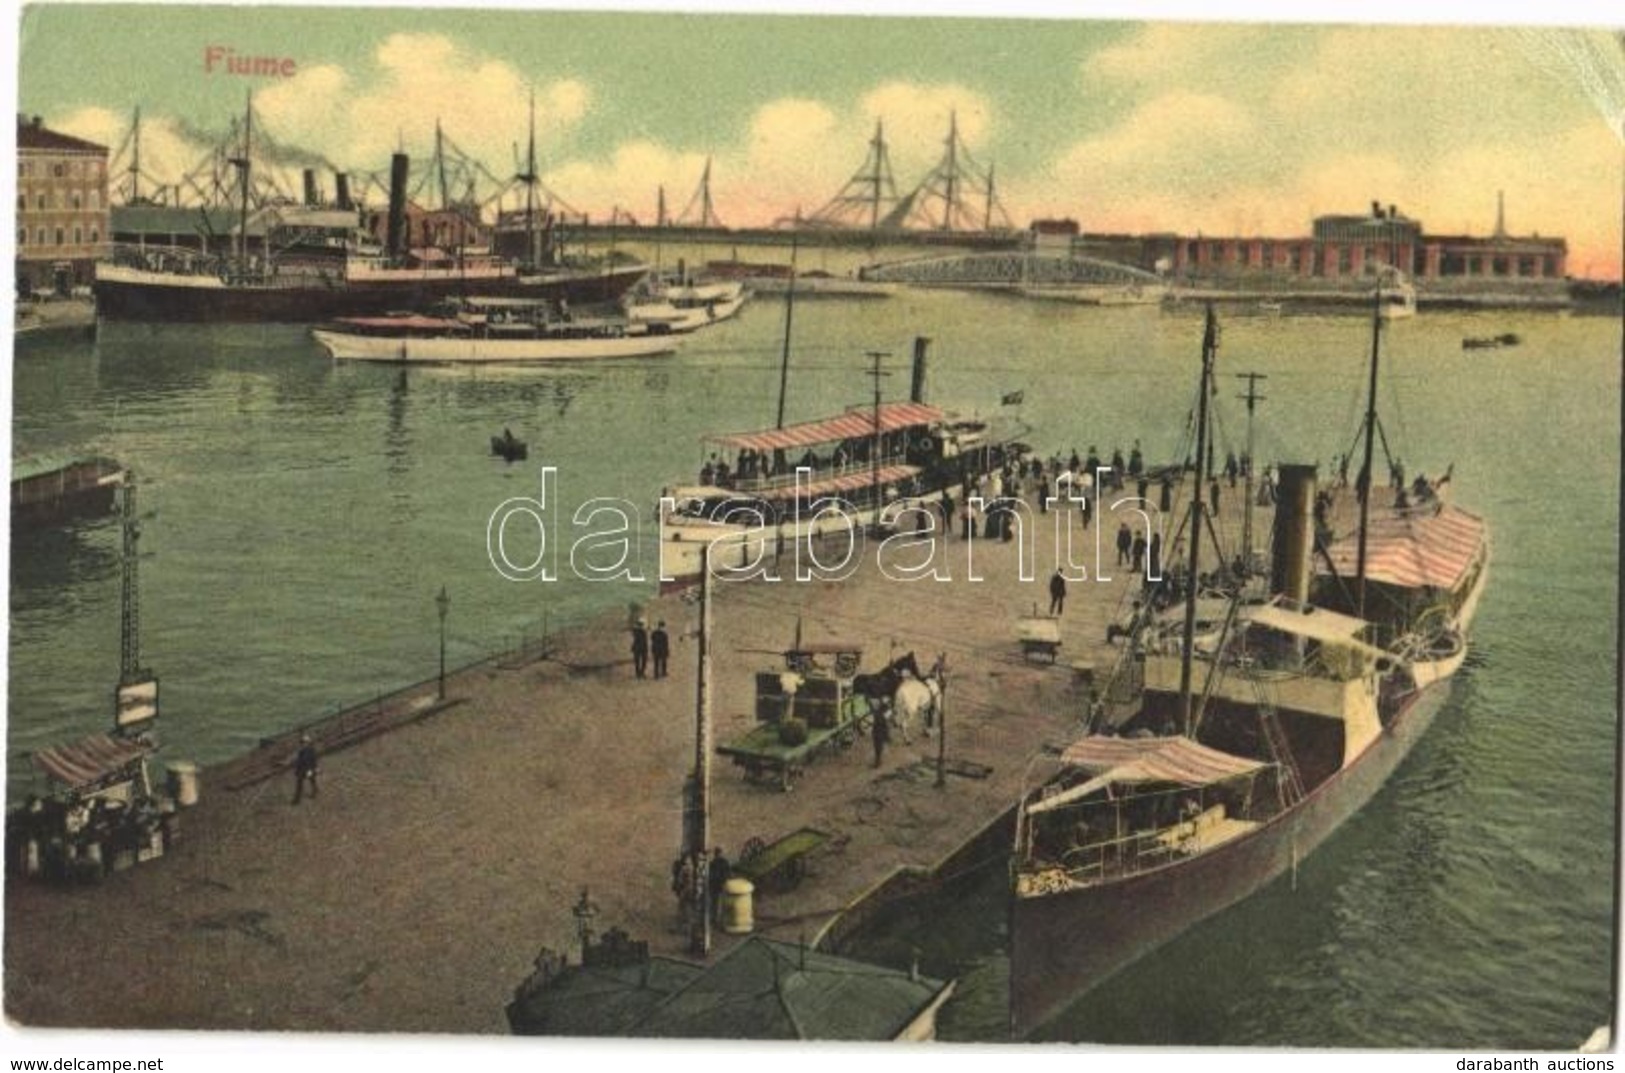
(8, 289, 1619, 1046)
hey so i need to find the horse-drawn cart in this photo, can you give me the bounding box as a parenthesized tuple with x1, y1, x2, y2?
(734, 827, 834, 892)
(718, 642, 869, 791)
(716, 710, 868, 791)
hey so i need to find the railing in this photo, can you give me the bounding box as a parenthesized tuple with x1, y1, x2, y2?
(702, 453, 918, 493)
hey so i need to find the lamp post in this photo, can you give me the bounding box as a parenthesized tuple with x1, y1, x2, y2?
(435, 585, 450, 700)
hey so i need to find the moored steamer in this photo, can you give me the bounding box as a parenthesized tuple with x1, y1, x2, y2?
(1007, 300, 1489, 1038)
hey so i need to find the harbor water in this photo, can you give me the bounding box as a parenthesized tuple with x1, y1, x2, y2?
(8, 288, 1618, 1046)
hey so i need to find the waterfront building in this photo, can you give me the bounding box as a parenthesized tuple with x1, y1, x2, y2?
(16, 115, 109, 294)
(1162, 199, 1565, 283)
(364, 200, 491, 257)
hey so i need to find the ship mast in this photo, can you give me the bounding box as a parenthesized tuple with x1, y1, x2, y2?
(520, 89, 538, 270)
(1179, 305, 1219, 736)
(1236, 371, 1268, 573)
(776, 218, 800, 429)
(1353, 286, 1385, 620)
(130, 105, 142, 204)
(230, 91, 254, 278)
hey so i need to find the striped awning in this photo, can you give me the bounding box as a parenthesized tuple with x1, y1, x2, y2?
(33, 733, 153, 791)
(1320, 503, 1487, 591)
(708, 402, 945, 452)
(1028, 736, 1264, 815)
(755, 464, 921, 501)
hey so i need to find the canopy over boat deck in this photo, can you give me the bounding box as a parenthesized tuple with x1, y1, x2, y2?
(706, 402, 945, 453)
(1027, 736, 1266, 816)
(1320, 503, 1487, 591)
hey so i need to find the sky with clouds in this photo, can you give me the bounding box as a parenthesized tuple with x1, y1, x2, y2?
(17, 4, 1625, 277)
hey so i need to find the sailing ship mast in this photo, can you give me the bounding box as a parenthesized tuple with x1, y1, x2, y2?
(1178, 305, 1219, 735)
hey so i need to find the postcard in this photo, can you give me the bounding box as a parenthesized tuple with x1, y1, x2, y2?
(6, 1, 1621, 1065)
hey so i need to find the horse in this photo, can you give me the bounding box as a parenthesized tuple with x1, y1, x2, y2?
(892, 655, 945, 743)
(851, 651, 924, 740)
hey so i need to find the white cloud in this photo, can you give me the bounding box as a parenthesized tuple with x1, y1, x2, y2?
(544, 81, 999, 228)
(545, 142, 713, 224)
(1084, 22, 1281, 91)
(256, 33, 588, 170)
(1035, 21, 1621, 275)
(857, 81, 994, 176)
(54, 106, 216, 203)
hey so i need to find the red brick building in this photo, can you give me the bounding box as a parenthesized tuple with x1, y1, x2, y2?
(16, 115, 110, 293)
(1166, 201, 1566, 283)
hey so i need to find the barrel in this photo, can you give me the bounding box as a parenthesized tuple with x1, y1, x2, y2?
(719, 877, 755, 935)
(168, 761, 200, 807)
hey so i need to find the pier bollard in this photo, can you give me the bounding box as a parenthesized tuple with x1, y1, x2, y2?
(720, 878, 756, 935)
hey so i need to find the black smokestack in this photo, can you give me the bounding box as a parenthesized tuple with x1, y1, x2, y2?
(910, 336, 931, 404)
(1370, 200, 1381, 220)
(387, 153, 409, 260)
(303, 169, 318, 208)
(334, 172, 351, 211)
(1271, 464, 1318, 604)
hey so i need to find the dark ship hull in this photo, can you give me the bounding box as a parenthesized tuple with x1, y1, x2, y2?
(1008, 680, 1449, 1039)
(93, 263, 649, 324)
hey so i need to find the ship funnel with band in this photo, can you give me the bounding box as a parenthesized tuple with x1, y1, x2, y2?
(386, 153, 410, 262)
(334, 172, 352, 211)
(1270, 464, 1317, 603)
(302, 169, 318, 208)
(910, 337, 931, 404)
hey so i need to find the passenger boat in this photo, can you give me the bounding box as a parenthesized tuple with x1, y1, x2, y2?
(624, 278, 749, 332)
(311, 303, 680, 364)
(658, 389, 1027, 592)
(1006, 302, 1488, 1038)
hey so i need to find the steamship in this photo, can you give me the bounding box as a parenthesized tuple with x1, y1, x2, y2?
(95, 105, 647, 323)
(1006, 305, 1488, 1037)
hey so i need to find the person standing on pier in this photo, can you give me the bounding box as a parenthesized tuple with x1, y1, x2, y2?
(631, 620, 650, 679)
(1116, 522, 1133, 567)
(1148, 531, 1163, 580)
(1049, 568, 1068, 616)
(1131, 530, 1148, 574)
(871, 703, 891, 767)
(651, 621, 670, 679)
(292, 735, 319, 805)
(708, 847, 732, 923)
(671, 853, 695, 931)
(940, 490, 955, 538)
